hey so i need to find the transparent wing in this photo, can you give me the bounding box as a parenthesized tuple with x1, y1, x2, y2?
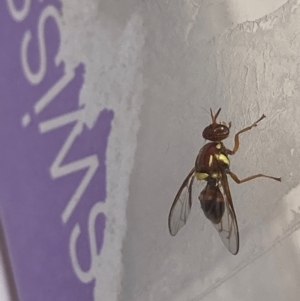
(168, 168, 195, 236)
(212, 173, 239, 255)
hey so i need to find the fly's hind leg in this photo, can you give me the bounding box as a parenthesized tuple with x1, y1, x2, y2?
(228, 170, 281, 183)
(226, 114, 266, 155)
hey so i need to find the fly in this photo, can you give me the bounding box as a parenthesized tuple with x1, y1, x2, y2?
(168, 108, 281, 255)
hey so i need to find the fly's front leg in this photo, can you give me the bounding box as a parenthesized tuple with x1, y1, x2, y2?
(226, 114, 266, 155)
(228, 170, 281, 183)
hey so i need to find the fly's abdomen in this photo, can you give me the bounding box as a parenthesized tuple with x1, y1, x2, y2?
(199, 183, 225, 224)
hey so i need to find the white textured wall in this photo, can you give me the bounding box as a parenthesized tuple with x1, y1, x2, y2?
(122, 0, 300, 301)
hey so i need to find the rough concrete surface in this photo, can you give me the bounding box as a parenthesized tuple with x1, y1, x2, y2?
(120, 1, 300, 301)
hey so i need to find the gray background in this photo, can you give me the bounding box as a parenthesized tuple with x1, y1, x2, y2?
(121, 1, 300, 301)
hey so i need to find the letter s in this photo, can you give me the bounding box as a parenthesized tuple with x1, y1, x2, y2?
(6, 0, 31, 22)
(69, 202, 106, 283)
(21, 5, 62, 85)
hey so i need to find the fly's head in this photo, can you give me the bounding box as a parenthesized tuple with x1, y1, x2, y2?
(202, 108, 230, 141)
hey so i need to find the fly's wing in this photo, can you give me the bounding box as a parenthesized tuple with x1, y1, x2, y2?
(168, 168, 195, 236)
(212, 172, 239, 255)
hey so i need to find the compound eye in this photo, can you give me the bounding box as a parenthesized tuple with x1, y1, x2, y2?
(214, 125, 229, 135)
(202, 124, 230, 141)
(215, 125, 223, 131)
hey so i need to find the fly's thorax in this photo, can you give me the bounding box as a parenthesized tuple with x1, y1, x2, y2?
(195, 142, 230, 178)
(213, 142, 230, 167)
(215, 152, 230, 167)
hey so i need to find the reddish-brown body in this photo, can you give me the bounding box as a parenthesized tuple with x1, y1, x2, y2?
(168, 108, 281, 255)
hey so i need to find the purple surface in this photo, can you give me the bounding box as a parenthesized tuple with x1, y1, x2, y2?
(0, 1, 113, 300)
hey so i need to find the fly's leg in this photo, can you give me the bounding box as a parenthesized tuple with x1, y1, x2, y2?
(228, 171, 281, 183)
(226, 114, 266, 155)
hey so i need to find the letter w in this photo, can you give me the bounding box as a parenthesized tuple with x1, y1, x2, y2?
(39, 108, 99, 224)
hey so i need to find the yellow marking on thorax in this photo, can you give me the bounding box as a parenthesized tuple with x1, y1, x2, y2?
(208, 155, 213, 167)
(215, 153, 230, 166)
(211, 172, 222, 179)
(215, 143, 221, 149)
(195, 172, 208, 181)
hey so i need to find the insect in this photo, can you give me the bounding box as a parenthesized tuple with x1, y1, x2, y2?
(168, 108, 281, 255)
